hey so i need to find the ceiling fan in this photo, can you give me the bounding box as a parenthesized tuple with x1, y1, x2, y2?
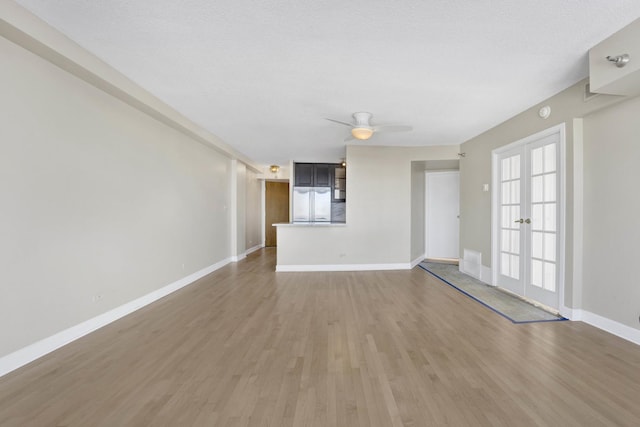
(326, 112, 412, 141)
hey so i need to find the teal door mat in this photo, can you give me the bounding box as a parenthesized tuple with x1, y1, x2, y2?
(418, 261, 567, 324)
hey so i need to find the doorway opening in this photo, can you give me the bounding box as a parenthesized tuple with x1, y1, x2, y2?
(411, 160, 460, 266)
(265, 181, 289, 247)
(425, 171, 460, 263)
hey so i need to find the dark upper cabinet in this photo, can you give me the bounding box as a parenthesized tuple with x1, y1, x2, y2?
(294, 163, 314, 186)
(295, 162, 332, 187)
(314, 164, 331, 187)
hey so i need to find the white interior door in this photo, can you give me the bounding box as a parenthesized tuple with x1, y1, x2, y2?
(495, 129, 562, 309)
(425, 171, 460, 260)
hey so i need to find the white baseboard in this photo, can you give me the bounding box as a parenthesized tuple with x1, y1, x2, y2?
(410, 256, 424, 268)
(276, 262, 413, 272)
(560, 306, 579, 320)
(245, 244, 263, 256)
(0, 257, 232, 378)
(230, 253, 246, 262)
(571, 309, 640, 346)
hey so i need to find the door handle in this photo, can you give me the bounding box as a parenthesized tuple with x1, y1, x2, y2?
(514, 218, 524, 224)
(525, 218, 531, 224)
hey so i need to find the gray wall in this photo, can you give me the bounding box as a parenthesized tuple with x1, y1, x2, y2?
(460, 80, 622, 268)
(231, 160, 247, 257)
(582, 96, 640, 328)
(245, 169, 262, 250)
(459, 78, 638, 327)
(0, 34, 259, 357)
(410, 162, 426, 261)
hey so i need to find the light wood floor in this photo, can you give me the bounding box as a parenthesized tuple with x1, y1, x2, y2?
(1, 249, 640, 426)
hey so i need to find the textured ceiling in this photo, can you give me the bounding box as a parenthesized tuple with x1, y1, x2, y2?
(14, 0, 640, 166)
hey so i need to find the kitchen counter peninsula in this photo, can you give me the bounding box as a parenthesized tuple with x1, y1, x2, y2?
(274, 222, 350, 271)
(273, 219, 417, 273)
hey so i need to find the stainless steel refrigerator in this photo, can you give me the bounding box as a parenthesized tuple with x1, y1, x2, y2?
(292, 187, 331, 222)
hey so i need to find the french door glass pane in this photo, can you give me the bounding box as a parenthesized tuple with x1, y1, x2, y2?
(544, 262, 556, 291)
(532, 176, 543, 203)
(532, 147, 543, 175)
(501, 253, 510, 276)
(511, 181, 520, 204)
(501, 229, 520, 253)
(532, 259, 542, 287)
(532, 232, 543, 258)
(502, 182, 511, 204)
(544, 174, 556, 202)
(544, 144, 556, 172)
(502, 158, 511, 180)
(544, 233, 556, 262)
(502, 206, 510, 228)
(511, 157, 520, 179)
(510, 255, 520, 280)
(511, 230, 519, 253)
(544, 204, 556, 231)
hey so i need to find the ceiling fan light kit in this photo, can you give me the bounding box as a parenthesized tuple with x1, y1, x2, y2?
(351, 127, 374, 140)
(326, 112, 412, 142)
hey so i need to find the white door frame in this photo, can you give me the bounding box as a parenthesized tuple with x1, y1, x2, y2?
(491, 123, 567, 313)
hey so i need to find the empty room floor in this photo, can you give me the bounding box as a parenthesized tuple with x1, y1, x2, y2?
(1, 248, 639, 426)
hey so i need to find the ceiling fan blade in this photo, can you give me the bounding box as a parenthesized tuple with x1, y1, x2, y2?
(326, 118, 354, 127)
(373, 125, 413, 133)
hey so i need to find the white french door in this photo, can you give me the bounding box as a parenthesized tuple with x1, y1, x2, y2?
(495, 127, 563, 309)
